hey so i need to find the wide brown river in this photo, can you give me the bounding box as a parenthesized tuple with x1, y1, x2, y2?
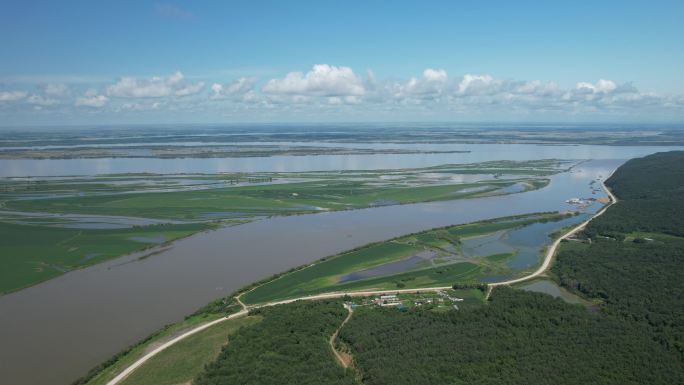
(0, 150, 672, 384)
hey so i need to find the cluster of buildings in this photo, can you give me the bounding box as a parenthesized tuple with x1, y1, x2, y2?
(374, 294, 402, 307)
(366, 291, 465, 310)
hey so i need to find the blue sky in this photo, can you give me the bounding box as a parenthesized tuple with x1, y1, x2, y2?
(1, 0, 683, 125)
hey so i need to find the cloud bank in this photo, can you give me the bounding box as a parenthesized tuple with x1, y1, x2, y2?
(1, 65, 683, 123)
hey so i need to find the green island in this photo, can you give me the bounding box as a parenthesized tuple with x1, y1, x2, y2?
(77, 151, 684, 385)
(0, 159, 559, 294)
(0, 144, 473, 159)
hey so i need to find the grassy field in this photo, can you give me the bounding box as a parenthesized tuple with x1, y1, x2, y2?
(0, 221, 214, 294)
(241, 212, 571, 304)
(2, 178, 545, 219)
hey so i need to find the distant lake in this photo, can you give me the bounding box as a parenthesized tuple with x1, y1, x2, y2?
(1, 143, 682, 176)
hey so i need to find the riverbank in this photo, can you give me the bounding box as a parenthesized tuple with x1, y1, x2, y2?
(95, 174, 614, 385)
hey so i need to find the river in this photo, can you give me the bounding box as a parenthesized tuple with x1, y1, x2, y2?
(0, 144, 680, 385)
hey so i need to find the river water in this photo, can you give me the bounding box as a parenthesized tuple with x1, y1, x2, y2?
(0, 144, 681, 385)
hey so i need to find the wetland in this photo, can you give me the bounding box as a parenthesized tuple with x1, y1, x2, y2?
(0, 129, 682, 385)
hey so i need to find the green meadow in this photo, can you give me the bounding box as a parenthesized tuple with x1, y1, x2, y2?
(3, 178, 543, 219)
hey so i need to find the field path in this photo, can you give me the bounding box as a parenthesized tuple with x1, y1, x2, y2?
(330, 304, 354, 368)
(106, 169, 618, 385)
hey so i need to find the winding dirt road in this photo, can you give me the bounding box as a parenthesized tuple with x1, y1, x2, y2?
(330, 304, 354, 368)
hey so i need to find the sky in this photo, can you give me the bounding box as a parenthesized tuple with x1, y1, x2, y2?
(1, 0, 683, 126)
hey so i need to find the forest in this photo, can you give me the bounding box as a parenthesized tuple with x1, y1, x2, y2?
(554, 151, 684, 356)
(194, 300, 358, 385)
(340, 287, 681, 385)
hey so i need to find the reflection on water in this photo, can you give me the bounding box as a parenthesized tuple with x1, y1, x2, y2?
(461, 231, 514, 257)
(504, 214, 590, 269)
(519, 279, 585, 304)
(460, 213, 589, 271)
(0, 153, 647, 385)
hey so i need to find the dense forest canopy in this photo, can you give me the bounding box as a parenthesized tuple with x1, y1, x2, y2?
(587, 151, 684, 237)
(340, 288, 681, 385)
(194, 300, 357, 385)
(554, 151, 684, 356)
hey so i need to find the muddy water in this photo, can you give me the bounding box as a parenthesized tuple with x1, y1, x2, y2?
(0, 158, 619, 385)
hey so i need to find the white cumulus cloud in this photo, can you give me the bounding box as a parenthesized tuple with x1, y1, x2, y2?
(576, 79, 617, 94)
(458, 74, 500, 95)
(423, 68, 448, 82)
(262, 64, 365, 96)
(107, 71, 204, 98)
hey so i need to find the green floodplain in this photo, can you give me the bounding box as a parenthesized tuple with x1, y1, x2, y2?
(240, 211, 574, 305)
(77, 151, 684, 385)
(0, 159, 561, 294)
